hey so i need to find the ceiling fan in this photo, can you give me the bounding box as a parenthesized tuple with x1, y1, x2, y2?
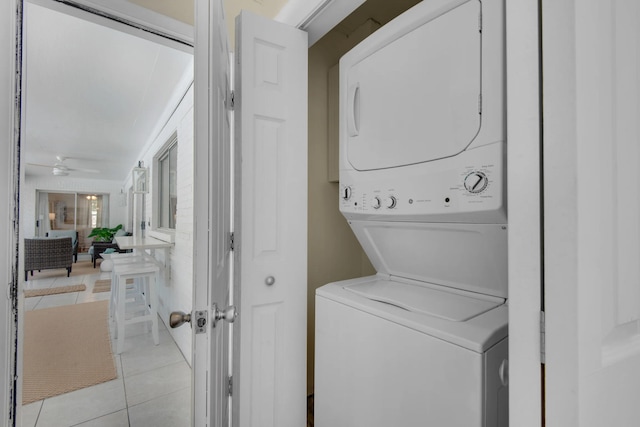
(27, 156, 100, 176)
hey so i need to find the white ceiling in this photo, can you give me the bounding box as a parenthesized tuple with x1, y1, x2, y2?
(23, 2, 193, 182)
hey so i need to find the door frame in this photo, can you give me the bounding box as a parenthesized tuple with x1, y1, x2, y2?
(1, 0, 545, 426)
(1, 0, 20, 424)
(542, 0, 640, 425)
(30, 0, 194, 45)
(505, 0, 543, 426)
(4, 0, 195, 425)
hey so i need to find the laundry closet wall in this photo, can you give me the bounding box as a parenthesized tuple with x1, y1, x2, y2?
(306, 0, 421, 395)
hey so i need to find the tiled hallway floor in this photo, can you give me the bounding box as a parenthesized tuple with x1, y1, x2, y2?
(21, 259, 191, 427)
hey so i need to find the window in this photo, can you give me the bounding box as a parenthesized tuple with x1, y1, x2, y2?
(36, 191, 109, 252)
(156, 135, 178, 229)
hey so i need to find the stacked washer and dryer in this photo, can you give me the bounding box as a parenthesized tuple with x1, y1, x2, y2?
(315, 0, 508, 426)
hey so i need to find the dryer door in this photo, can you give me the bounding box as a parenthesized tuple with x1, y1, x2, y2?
(342, 0, 481, 171)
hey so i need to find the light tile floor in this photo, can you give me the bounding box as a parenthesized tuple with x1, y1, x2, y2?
(21, 260, 191, 427)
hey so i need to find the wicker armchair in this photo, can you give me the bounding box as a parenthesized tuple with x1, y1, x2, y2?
(46, 230, 79, 263)
(24, 237, 73, 281)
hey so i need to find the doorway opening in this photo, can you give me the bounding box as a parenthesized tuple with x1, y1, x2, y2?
(19, 1, 195, 425)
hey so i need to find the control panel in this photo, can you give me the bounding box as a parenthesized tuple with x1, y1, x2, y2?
(339, 141, 505, 222)
(339, 152, 504, 222)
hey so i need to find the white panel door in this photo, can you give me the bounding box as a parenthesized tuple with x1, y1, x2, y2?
(233, 10, 308, 427)
(193, 0, 232, 426)
(543, 0, 640, 425)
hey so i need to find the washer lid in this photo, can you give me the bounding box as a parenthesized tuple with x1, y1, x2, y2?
(342, 0, 481, 171)
(344, 278, 503, 322)
(317, 276, 508, 352)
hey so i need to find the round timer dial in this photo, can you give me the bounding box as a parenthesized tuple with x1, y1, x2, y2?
(464, 171, 489, 194)
(341, 186, 352, 200)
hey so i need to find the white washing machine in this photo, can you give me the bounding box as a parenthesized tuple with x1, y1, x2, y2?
(315, 0, 508, 426)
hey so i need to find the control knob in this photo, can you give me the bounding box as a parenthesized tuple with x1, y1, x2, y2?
(342, 186, 352, 201)
(384, 196, 397, 209)
(371, 197, 381, 209)
(464, 171, 489, 194)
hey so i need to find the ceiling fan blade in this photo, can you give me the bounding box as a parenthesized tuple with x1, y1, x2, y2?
(29, 160, 100, 175)
(26, 163, 54, 168)
(66, 167, 100, 174)
(56, 155, 99, 163)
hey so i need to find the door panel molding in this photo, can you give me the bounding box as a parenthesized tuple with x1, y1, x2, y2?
(234, 10, 308, 427)
(544, 0, 640, 425)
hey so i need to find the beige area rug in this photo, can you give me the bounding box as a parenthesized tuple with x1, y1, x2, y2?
(93, 278, 133, 293)
(22, 300, 117, 404)
(24, 284, 86, 298)
(92, 279, 111, 293)
(27, 259, 99, 280)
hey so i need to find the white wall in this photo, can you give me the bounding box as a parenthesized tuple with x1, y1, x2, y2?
(133, 85, 194, 363)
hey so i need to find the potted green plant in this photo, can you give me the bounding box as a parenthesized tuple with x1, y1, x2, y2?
(87, 224, 123, 242)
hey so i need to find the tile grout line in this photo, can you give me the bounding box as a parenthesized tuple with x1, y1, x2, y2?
(125, 385, 192, 412)
(122, 353, 187, 380)
(32, 400, 43, 427)
(119, 353, 133, 427)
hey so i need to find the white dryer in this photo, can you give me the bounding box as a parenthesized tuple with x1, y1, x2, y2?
(315, 0, 508, 426)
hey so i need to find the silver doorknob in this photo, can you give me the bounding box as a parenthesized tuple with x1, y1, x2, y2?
(212, 303, 237, 328)
(170, 311, 191, 328)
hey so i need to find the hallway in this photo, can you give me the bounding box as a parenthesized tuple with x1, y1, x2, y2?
(21, 258, 191, 427)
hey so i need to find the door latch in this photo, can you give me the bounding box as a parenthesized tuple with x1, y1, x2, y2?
(169, 310, 208, 334)
(193, 310, 208, 334)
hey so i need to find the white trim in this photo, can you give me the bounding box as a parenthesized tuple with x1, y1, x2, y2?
(191, 0, 211, 424)
(152, 132, 179, 231)
(2, 0, 19, 424)
(541, 0, 579, 423)
(27, 0, 194, 46)
(506, 0, 543, 426)
(275, 0, 334, 27)
(274, 0, 366, 46)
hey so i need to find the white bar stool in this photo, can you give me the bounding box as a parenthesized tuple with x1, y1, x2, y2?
(103, 253, 154, 320)
(112, 262, 160, 354)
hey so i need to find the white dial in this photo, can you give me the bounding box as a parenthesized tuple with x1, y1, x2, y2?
(342, 186, 352, 200)
(464, 172, 489, 194)
(372, 197, 381, 209)
(384, 196, 397, 209)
